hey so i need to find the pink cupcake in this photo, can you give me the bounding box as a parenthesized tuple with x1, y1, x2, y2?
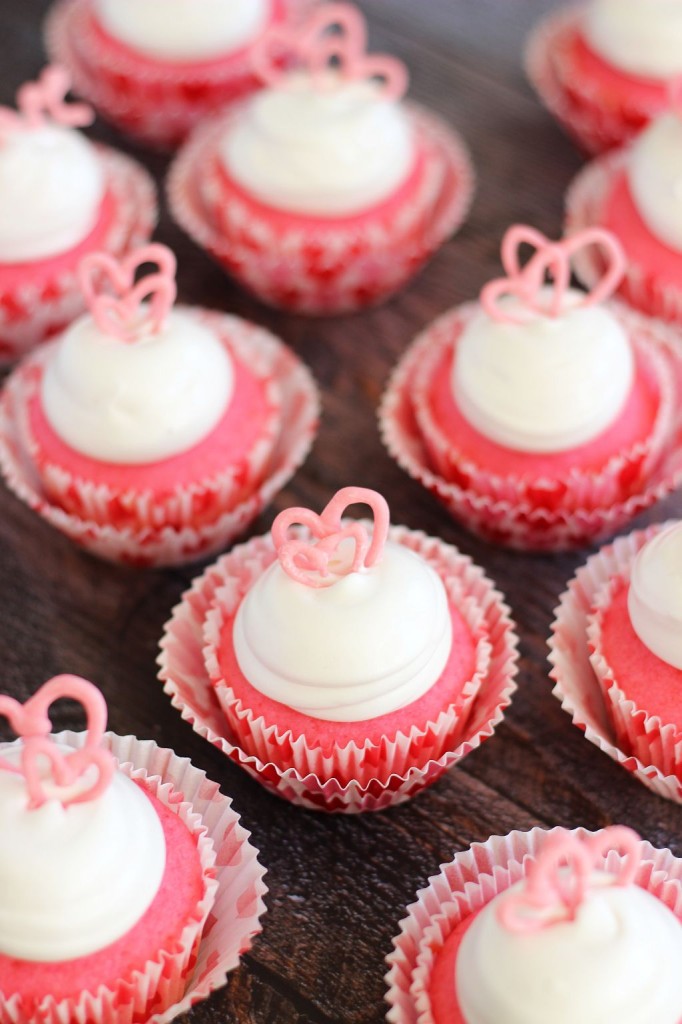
(0, 65, 156, 362)
(526, 1, 682, 154)
(167, 3, 474, 315)
(0, 674, 267, 1023)
(45, 0, 315, 149)
(386, 825, 682, 1024)
(0, 242, 319, 567)
(380, 225, 682, 551)
(159, 486, 519, 813)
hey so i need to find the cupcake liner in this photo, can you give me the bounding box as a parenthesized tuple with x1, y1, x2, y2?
(0, 146, 157, 362)
(167, 103, 475, 315)
(0, 729, 266, 1024)
(158, 526, 519, 814)
(549, 520, 682, 803)
(0, 315, 319, 567)
(379, 305, 682, 552)
(45, 0, 317, 149)
(411, 302, 674, 512)
(525, 7, 665, 155)
(566, 148, 682, 325)
(384, 825, 682, 1024)
(18, 310, 282, 531)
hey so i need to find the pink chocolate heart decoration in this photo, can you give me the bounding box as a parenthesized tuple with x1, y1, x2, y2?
(0, 64, 93, 142)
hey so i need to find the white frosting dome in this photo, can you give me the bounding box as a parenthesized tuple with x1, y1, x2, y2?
(628, 113, 682, 252)
(628, 523, 682, 668)
(0, 125, 104, 263)
(456, 877, 682, 1024)
(41, 308, 234, 464)
(584, 0, 682, 78)
(233, 540, 453, 721)
(221, 73, 415, 216)
(453, 290, 634, 453)
(94, 0, 271, 61)
(0, 746, 166, 961)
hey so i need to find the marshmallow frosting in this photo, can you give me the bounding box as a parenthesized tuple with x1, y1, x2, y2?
(584, 0, 682, 79)
(456, 876, 682, 1024)
(628, 523, 682, 669)
(628, 113, 682, 253)
(0, 745, 166, 962)
(221, 73, 415, 216)
(41, 308, 234, 464)
(233, 539, 453, 721)
(0, 125, 104, 263)
(94, 0, 271, 62)
(453, 289, 634, 453)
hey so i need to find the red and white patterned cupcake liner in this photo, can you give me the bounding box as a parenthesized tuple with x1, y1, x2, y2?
(567, 148, 682, 325)
(167, 103, 475, 315)
(0, 730, 267, 1024)
(549, 521, 682, 803)
(385, 826, 682, 1024)
(45, 0, 317, 149)
(0, 314, 319, 567)
(379, 305, 682, 551)
(0, 146, 156, 363)
(525, 7, 665, 155)
(158, 525, 519, 814)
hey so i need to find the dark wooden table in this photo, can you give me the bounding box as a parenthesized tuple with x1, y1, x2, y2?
(2, 2, 681, 1021)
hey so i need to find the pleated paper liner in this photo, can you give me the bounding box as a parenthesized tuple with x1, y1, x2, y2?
(45, 0, 317, 149)
(549, 521, 682, 803)
(385, 826, 682, 1024)
(158, 528, 519, 814)
(0, 316, 319, 567)
(0, 730, 266, 1024)
(0, 146, 156, 362)
(379, 305, 682, 551)
(167, 102, 475, 314)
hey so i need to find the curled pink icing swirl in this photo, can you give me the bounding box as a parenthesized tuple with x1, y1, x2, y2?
(498, 826, 641, 934)
(0, 675, 115, 809)
(272, 486, 390, 588)
(251, 3, 408, 101)
(0, 65, 93, 141)
(78, 243, 178, 343)
(480, 226, 625, 325)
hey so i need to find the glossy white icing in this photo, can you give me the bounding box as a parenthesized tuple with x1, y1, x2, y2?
(0, 125, 104, 263)
(628, 523, 682, 669)
(628, 113, 682, 252)
(220, 73, 415, 216)
(456, 875, 682, 1023)
(232, 539, 453, 721)
(585, 0, 682, 79)
(453, 289, 634, 453)
(94, 0, 271, 61)
(41, 308, 234, 464)
(0, 745, 166, 961)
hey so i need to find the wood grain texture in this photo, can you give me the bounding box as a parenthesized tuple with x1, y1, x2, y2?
(1, 2, 681, 1022)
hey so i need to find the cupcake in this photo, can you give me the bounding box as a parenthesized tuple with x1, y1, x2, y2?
(551, 520, 682, 803)
(0, 673, 265, 1023)
(45, 0, 316, 149)
(567, 99, 682, 325)
(159, 486, 519, 813)
(0, 65, 156, 361)
(386, 825, 682, 1024)
(526, 0, 682, 154)
(380, 224, 682, 551)
(167, 2, 474, 315)
(0, 242, 319, 567)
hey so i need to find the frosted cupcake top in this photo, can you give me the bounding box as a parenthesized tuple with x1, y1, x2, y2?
(628, 108, 682, 252)
(0, 66, 104, 264)
(584, 0, 682, 79)
(628, 523, 682, 669)
(452, 226, 632, 454)
(94, 0, 271, 62)
(232, 487, 453, 721)
(41, 243, 234, 465)
(0, 676, 166, 961)
(456, 828, 682, 1023)
(220, 3, 415, 217)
